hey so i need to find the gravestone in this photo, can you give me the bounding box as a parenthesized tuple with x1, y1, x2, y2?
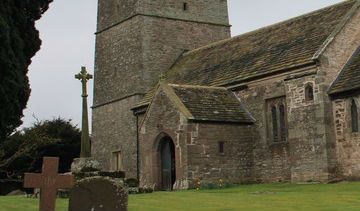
(68, 177, 128, 211)
(24, 157, 74, 211)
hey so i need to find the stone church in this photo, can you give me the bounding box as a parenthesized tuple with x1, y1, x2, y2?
(92, 0, 360, 190)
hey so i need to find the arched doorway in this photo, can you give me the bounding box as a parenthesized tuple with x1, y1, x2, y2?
(158, 136, 176, 191)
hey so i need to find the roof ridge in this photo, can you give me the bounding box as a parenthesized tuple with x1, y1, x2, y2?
(168, 83, 226, 90)
(160, 83, 194, 119)
(137, 83, 194, 128)
(182, 0, 356, 57)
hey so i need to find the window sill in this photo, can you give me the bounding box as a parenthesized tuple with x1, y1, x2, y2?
(269, 141, 289, 147)
(350, 132, 359, 137)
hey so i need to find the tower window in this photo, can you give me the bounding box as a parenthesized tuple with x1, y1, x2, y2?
(218, 142, 224, 154)
(351, 99, 359, 133)
(112, 151, 123, 171)
(183, 3, 188, 11)
(305, 84, 314, 101)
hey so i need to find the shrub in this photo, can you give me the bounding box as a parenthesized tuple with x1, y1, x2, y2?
(125, 178, 139, 187)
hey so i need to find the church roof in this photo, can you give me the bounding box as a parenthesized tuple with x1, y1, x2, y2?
(329, 46, 360, 95)
(150, 84, 255, 123)
(135, 0, 358, 109)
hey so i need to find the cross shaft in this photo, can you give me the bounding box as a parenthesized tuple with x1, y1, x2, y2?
(75, 66, 93, 158)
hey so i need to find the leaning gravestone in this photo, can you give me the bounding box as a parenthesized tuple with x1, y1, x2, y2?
(68, 177, 128, 211)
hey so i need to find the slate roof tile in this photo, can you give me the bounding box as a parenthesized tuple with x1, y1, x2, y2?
(329, 46, 360, 95)
(165, 0, 355, 87)
(168, 84, 255, 123)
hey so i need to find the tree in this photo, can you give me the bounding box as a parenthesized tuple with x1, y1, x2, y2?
(0, 0, 53, 143)
(0, 118, 81, 180)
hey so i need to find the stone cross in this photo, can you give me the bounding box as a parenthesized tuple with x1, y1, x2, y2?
(75, 66, 93, 158)
(24, 157, 74, 211)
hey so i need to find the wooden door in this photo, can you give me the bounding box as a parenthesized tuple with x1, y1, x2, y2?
(160, 139, 175, 191)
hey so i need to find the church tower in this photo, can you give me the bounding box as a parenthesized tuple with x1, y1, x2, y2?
(92, 0, 231, 177)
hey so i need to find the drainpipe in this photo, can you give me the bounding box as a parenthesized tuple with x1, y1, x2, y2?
(136, 115, 140, 182)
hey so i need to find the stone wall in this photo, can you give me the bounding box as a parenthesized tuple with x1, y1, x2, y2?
(230, 6, 360, 183)
(97, 0, 138, 32)
(92, 95, 142, 178)
(141, 17, 230, 98)
(333, 96, 360, 179)
(285, 73, 330, 182)
(137, 0, 229, 25)
(94, 16, 230, 106)
(234, 66, 335, 183)
(187, 123, 254, 186)
(94, 16, 144, 106)
(97, 0, 229, 33)
(234, 74, 292, 183)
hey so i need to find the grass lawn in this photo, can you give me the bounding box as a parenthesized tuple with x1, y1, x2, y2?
(1, 182, 360, 211)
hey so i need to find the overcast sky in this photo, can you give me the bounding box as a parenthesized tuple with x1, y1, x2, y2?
(22, 0, 344, 129)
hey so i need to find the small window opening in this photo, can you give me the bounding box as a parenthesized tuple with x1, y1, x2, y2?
(279, 104, 287, 142)
(305, 84, 314, 101)
(218, 142, 224, 154)
(271, 106, 278, 142)
(183, 3, 188, 11)
(351, 99, 359, 133)
(112, 151, 123, 171)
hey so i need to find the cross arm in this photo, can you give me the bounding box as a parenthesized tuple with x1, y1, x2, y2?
(75, 73, 83, 80)
(75, 67, 93, 81)
(55, 174, 74, 189)
(24, 173, 42, 188)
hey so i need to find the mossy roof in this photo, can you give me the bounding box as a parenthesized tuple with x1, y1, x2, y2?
(135, 0, 358, 109)
(329, 46, 360, 95)
(158, 84, 255, 123)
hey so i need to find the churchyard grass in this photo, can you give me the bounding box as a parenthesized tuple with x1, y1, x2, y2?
(1, 182, 360, 211)
(0, 196, 68, 211)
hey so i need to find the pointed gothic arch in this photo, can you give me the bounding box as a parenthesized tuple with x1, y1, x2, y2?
(153, 133, 176, 191)
(267, 97, 288, 143)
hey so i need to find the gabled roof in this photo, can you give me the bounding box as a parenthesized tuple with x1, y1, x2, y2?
(146, 83, 255, 124)
(134, 0, 359, 109)
(329, 46, 360, 95)
(165, 0, 357, 86)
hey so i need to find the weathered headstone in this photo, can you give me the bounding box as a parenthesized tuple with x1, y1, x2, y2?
(24, 157, 74, 211)
(69, 177, 128, 211)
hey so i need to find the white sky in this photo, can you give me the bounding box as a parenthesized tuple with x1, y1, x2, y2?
(22, 0, 343, 129)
